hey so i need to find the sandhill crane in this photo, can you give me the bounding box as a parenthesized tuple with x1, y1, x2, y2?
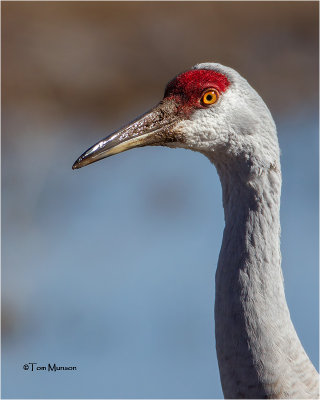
(72, 63, 319, 399)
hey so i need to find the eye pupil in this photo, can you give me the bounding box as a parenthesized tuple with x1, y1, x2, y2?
(206, 94, 212, 101)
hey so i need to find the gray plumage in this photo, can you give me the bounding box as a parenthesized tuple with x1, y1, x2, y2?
(73, 62, 319, 399)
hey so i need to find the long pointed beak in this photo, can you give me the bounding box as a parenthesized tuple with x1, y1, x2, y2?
(72, 99, 183, 170)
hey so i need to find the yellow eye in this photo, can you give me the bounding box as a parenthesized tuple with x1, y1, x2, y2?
(201, 89, 219, 106)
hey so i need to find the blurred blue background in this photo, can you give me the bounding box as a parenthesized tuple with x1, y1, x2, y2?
(2, 2, 318, 399)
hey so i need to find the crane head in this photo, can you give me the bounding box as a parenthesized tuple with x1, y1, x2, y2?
(72, 63, 278, 170)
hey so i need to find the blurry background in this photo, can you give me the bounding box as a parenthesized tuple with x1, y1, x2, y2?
(2, 2, 318, 399)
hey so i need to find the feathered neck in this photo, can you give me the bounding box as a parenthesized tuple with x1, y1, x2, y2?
(209, 153, 319, 399)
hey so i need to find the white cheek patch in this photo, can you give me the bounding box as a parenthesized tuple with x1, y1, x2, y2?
(175, 91, 235, 150)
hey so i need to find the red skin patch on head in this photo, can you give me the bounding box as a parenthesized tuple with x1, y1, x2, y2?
(164, 69, 230, 116)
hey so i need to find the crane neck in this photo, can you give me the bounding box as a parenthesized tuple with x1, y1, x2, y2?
(214, 156, 285, 337)
(216, 155, 282, 257)
(209, 153, 318, 398)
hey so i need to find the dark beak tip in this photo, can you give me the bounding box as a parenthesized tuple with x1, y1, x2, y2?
(72, 159, 82, 170)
